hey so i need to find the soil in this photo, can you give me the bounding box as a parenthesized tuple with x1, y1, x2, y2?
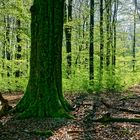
(0, 85, 140, 140)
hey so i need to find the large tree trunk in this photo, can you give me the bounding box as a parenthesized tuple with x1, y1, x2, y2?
(15, 0, 73, 118)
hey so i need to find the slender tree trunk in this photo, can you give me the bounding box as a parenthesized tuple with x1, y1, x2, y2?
(132, 0, 137, 72)
(112, 0, 118, 73)
(100, 0, 104, 82)
(3, 15, 11, 78)
(65, 0, 72, 77)
(89, 0, 94, 81)
(112, 7, 116, 68)
(16, 0, 73, 118)
(16, 19, 22, 60)
(5, 16, 11, 61)
(15, 19, 22, 77)
(105, 0, 112, 67)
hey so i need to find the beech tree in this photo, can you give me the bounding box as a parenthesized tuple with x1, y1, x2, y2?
(105, 0, 112, 67)
(132, 0, 137, 71)
(112, 0, 118, 73)
(99, 0, 104, 82)
(89, 0, 94, 81)
(15, 0, 73, 118)
(64, 0, 72, 77)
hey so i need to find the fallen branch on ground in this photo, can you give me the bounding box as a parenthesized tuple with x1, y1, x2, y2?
(93, 113, 140, 123)
(101, 99, 140, 115)
(120, 95, 140, 101)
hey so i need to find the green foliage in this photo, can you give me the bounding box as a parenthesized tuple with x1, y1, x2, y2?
(0, 0, 140, 93)
(0, 77, 28, 91)
(0, 0, 30, 92)
(63, 67, 89, 92)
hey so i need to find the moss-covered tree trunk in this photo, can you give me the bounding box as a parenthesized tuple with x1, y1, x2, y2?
(15, 0, 73, 118)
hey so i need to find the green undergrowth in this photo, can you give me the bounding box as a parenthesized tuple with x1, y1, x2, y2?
(63, 66, 140, 93)
(0, 66, 140, 93)
(0, 77, 28, 92)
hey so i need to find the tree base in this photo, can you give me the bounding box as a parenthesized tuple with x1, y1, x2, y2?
(15, 93, 74, 119)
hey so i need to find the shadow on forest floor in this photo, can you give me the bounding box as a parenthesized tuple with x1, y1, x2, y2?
(0, 85, 140, 140)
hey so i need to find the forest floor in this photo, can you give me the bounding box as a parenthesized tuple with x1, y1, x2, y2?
(0, 85, 140, 140)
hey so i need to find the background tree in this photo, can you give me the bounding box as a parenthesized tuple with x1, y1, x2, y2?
(132, 0, 137, 71)
(99, 0, 104, 83)
(15, 19, 22, 77)
(89, 0, 94, 81)
(0, 0, 30, 91)
(64, 0, 72, 77)
(112, 0, 118, 73)
(105, 0, 112, 68)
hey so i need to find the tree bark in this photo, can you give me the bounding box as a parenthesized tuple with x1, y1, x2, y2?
(89, 0, 94, 81)
(99, 0, 104, 82)
(16, 19, 22, 60)
(132, 0, 137, 71)
(15, 0, 73, 118)
(112, 0, 118, 73)
(105, 0, 112, 67)
(15, 19, 22, 77)
(64, 0, 72, 77)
